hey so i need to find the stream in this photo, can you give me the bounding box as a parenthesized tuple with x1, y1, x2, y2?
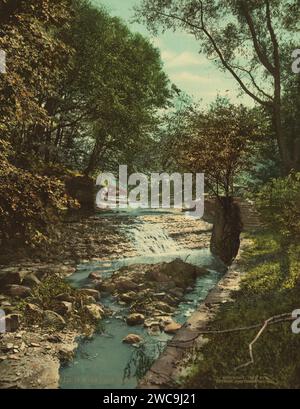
(59, 209, 226, 389)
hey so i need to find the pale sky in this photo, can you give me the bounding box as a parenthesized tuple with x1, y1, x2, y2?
(91, 0, 253, 107)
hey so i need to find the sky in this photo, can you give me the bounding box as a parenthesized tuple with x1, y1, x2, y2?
(91, 0, 253, 107)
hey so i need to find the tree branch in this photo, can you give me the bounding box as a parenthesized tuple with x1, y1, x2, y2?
(228, 63, 273, 101)
(241, 1, 275, 75)
(154, 7, 272, 108)
(235, 313, 292, 371)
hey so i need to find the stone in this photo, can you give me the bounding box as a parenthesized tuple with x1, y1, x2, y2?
(25, 303, 43, 320)
(88, 272, 101, 280)
(22, 274, 41, 288)
(158, 316, 173, 328)
(53, 301, 73, 316)
(4, 285, 31, 298)
(164, 322, 182, 334)
(83, 304, 104, 321)
(126, 313, 145, 326)
(152, 301, 174, 314)
(144, 318, 160, 328)
(119, 291, 137, 303)
(30, 343, 40, 348)
(77, 288, 100, 301)
(122, 334, 143, 344)
(55, 293, 75, 303)
(43, 310, 66, 329)
(115, 279, 139, 291)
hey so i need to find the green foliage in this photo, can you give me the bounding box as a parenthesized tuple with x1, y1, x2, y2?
(255, 173, 300, 241)
(0, 140, 78, 248)
(184, 233, 300, 389)
(29, 275, 72, 310)
(162, 97, 262, 197)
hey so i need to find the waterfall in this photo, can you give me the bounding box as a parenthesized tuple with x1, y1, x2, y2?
(129, 222, 179, 255)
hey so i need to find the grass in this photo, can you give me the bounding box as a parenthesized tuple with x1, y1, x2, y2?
(184, 231, 300, 389)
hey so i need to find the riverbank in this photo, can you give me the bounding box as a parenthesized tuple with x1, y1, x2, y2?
(0, 210, 212, 389)
(138, 236, 251, 388)
(183, 232, 300, 389)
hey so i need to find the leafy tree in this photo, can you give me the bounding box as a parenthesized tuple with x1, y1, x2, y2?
(163, 97, 262, 264)
(135, 0, 300, 173)
(0, 0, 73, 156)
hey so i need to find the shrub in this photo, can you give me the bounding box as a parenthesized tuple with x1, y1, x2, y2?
(255, 173, 300, 242)
(0, 139, 78, 249)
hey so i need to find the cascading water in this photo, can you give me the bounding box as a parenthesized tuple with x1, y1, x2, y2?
(60, 210, 225, 389)
(129, 222, 179, 255)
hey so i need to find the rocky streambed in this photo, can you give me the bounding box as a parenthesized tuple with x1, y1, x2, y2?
(0, 209, 223, 389)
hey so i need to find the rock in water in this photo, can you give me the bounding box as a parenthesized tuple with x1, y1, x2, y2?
(88, 272, 101, 280)
(126, 313, 145, 326)
(122, 334, 142, 344)
(83, 304, 104, 320)
(164, 322, 182, 334)
(77, 288, 100, 301)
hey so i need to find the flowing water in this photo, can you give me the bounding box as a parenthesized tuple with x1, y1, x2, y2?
(60, 210, 225, 389)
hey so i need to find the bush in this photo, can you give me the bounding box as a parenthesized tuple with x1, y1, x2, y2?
(255, 173, 300, 242)
(0, 140, 78, 249)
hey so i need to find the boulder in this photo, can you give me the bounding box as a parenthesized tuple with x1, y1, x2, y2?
(145, 259, 206, 289)
(126, 313, 145, 326)
(83, 304, 104, 321)
(4, 285, 31, 298)
(164, 322, 182, 334)
(43, 310, 66, 329)
(77, 288, 100, 301)
(122, 334, 143, 344)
